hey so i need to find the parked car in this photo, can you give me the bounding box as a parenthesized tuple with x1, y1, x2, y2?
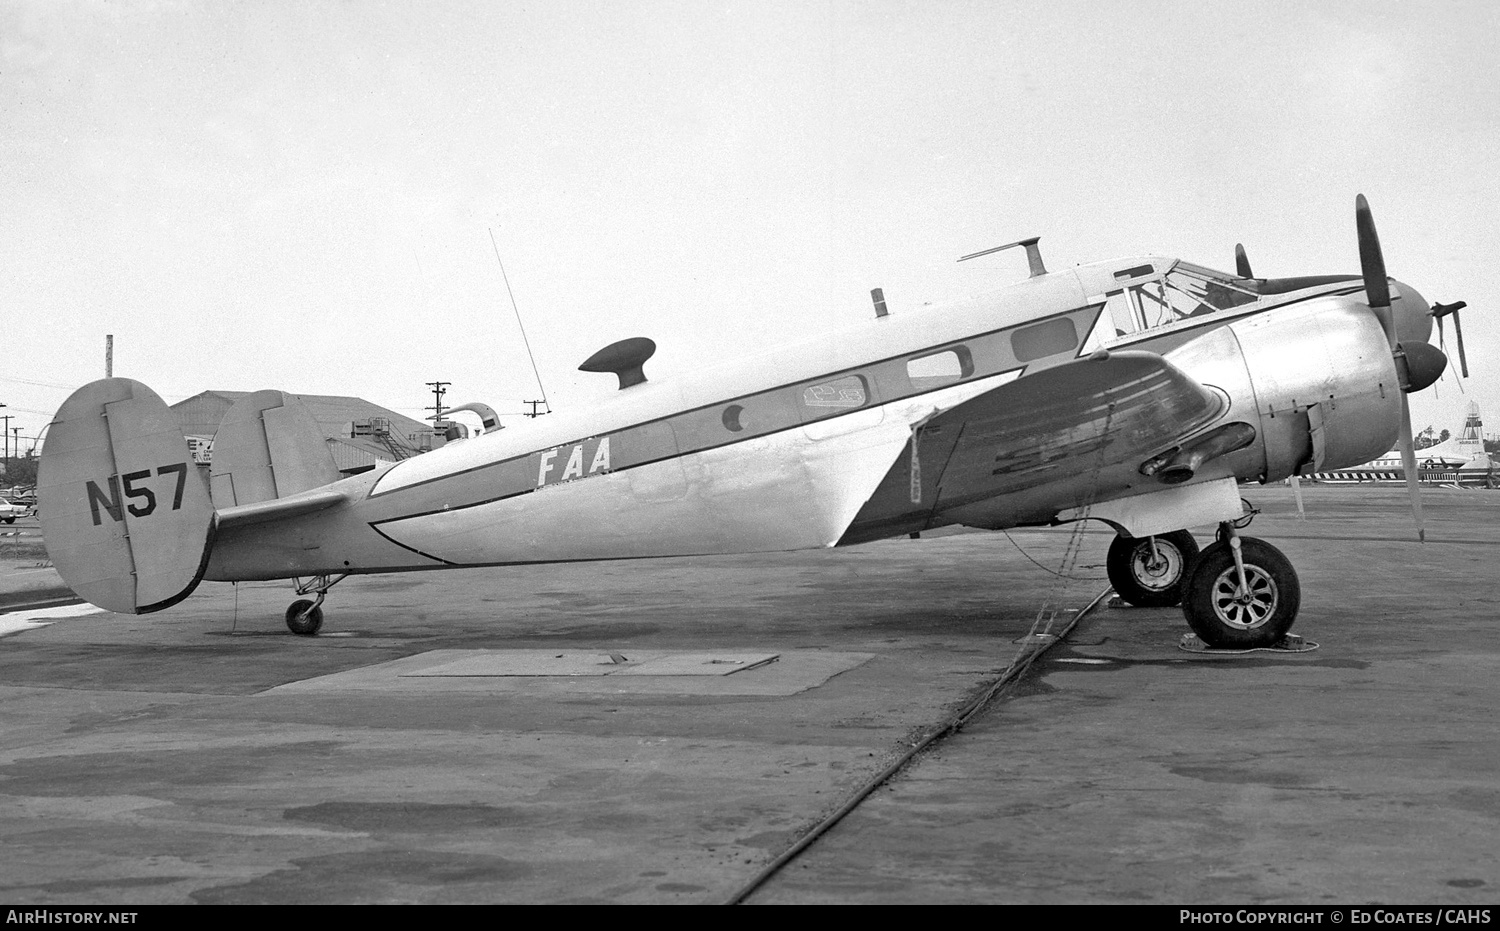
(0, 496, 28, 523)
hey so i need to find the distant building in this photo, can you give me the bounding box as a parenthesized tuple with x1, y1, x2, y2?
(170, 390, 443, 477)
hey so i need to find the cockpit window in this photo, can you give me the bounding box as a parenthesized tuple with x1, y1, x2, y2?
(1131, 261, 1258, 328)
(1080, 260, 1262, 354)
(1099, 260, 1258, 335)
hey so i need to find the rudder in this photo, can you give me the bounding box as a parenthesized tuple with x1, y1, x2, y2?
(39, 378, 216, 614)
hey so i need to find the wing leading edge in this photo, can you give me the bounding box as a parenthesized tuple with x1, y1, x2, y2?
(840, 350, 1227, 542)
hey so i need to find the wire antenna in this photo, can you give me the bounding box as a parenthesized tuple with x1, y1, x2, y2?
(489, 227, 550, 415)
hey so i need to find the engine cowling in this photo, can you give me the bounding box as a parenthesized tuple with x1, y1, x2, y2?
(1165, 296, 1402, 484)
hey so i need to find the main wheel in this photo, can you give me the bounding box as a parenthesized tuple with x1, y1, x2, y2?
(1182, 537, 1299, 648)
(1107, 530, 1199, 607)
(285, 599, 324, 636)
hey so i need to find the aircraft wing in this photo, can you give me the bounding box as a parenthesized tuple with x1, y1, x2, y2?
(842, 350, 1227, 541)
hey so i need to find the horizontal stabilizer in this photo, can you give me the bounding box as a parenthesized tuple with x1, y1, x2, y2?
(216, 487, 350, 530)
(210, 390, 341, 508)
(38, 378, 216, 614)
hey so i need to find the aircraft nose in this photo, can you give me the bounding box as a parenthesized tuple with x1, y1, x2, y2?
(1391, 280, 1433, 345)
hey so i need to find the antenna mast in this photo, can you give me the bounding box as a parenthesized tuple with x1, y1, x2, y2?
(489, 228, 550, 417)
(958, 237, 1048, 277)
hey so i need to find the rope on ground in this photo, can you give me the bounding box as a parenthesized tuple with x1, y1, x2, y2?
(726, 400, 1126, 903)
(723, 585, 1114, 906)
(1000, 528, 1107, 580)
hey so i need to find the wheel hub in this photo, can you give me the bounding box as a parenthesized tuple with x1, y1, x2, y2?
(1130, 541, 1182, 592)
(1210, 565, 1278, 629)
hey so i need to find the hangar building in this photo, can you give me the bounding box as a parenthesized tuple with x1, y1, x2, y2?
(170, 390, 442, 477)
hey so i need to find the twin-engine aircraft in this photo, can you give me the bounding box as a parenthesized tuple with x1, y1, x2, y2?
(39, 197, 1458, 649)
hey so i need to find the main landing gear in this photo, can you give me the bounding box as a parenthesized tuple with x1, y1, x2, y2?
(285, 573, 348, 636)
(1106, 530, 1200, 608)
(1107, 511, 1301, 649)
(1182, 522, 1299, 649)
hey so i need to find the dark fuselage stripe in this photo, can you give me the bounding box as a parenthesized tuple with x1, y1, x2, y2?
(367, 282, 1365, 528)
(367, 303, 1104, 507)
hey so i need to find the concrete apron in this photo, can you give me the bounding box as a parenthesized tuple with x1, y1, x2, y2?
(0, 525, 1104, 904)
(2, 484, 1497, 904)
(753, 485, 1500, 904)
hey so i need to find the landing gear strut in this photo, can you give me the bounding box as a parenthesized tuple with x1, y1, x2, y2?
(1181, 520, 1300, 648)
(285, 573, 348, 636)
(1107, 529, 1199, 607)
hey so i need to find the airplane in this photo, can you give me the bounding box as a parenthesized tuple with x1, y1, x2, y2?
(36, 196, 1459, 650)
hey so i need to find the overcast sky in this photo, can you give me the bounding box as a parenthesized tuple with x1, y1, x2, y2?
(3, 0, 1497, 452)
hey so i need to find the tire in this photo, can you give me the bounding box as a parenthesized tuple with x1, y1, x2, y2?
(1107, 530, 1199, 608)
(2, 517, 13, 524)
(285, 599, 324, 636)
(1182, 537, 1300, 648)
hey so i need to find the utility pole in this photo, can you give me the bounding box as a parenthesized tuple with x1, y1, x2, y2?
(106, 334, 113, 377)
(1, 414, 10, 462)
(424, 381, 450, 424)
(523, 400, 548, 419)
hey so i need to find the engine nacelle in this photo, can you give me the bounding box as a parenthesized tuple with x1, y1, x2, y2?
(1165, 296, 1402, 484)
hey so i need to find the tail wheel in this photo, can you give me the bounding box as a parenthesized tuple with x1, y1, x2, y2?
(285, 599, 324, 636)
(1182, 537, 1300, 648)
(1107, 530, 1199, 607)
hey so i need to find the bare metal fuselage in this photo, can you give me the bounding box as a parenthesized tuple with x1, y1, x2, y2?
(205, 260, 1408, 583)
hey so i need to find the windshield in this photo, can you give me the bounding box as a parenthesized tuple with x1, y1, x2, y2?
(1130, 261, 1258, 329)
(1081, 260, 1262, 353)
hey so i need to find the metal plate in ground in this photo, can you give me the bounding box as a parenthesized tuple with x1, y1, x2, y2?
(263, 649, 869, 696)
(613, 653, 778, 676)
(404, 650, 655, 677)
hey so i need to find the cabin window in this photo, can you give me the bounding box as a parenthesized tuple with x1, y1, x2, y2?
(906, 347, 974, 389)
(722, 404, 747, 432)
(800, 374, 868, 412)
(1115, 263, 1155, 280)
(1012, 318, 1078, 362)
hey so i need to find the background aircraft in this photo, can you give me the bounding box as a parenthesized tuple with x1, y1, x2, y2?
(38, 197, 1454, 650)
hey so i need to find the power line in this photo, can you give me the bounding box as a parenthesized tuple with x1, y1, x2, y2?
(0, 376, 77, 390)
(424, 380, 450, 423)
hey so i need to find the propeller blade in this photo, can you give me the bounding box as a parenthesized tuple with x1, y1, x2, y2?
(1451, 308, 1469, 378)
(1431, 300, 1470, 379)
(1356, 196, 1428, 542)
(1355, 194, 1395, 347)
(1398, 395, 1426, 542)
(1235, 243, 1253, 278)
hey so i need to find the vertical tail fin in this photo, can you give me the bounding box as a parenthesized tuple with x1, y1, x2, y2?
(209, 390, 341, 508)
(38, 378, 216, 614)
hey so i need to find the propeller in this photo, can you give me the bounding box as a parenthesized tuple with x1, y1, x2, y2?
(1431, 301, 1469, 378)
(1356, 194, 1446, 542)
(1235, 243, 1254, 278)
